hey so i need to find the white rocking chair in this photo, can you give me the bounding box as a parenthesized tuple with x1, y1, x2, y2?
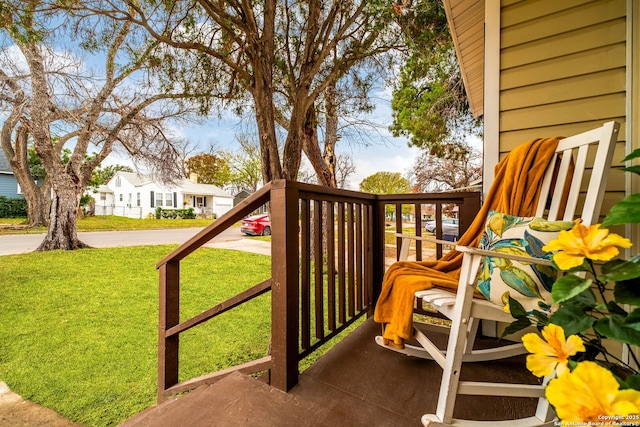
(376, 121, 620, 426)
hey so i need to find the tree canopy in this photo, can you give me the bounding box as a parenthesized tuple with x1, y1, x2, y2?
(408, 143, 482, 192)
(0, 1, 207, 249)
(359, 171, 410, 194)
(79, 0, 408, 187)
(389, 0, 482, 158)
(220, 135, 263, 194)
(185, 153, 231, 187)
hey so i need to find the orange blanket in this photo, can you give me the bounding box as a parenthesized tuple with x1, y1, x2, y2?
(373, 137, 561, 348)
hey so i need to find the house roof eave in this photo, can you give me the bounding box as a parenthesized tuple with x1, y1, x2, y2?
(442, 0, 485, 118)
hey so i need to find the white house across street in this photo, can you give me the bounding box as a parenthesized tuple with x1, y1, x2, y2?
(93, 172, 234, 219)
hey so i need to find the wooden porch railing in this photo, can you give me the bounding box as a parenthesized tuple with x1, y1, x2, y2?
(156, 180, 480, 400)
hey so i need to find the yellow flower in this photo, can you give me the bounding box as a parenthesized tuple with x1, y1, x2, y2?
(522, 324, 585, 377)
(542, 220, 632, 270)
(546, 361, 640, 422)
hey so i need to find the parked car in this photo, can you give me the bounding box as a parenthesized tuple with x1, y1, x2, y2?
(424, 218, 459, 240)
(241, 214, 271, 236)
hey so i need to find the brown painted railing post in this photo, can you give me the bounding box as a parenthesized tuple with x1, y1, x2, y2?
(270, 180, 301, 391)
(158, 260, 180, 402)
(460, 193, 481, 235)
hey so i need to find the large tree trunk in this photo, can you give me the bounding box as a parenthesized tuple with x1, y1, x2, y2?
(24, 184, 51, 227)
(323, 83, 339, 185)
(1, 125, 50, 227)
(37, 186, 89, 251)
(302, 105, 337, 188)
(253, 89, 282, 184)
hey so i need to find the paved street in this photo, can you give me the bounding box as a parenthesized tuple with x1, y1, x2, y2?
(0, 226, 271, 256)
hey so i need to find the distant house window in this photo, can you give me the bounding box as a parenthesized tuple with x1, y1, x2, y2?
(155, 192, 163, 207)
(165, 193, 172, 207)
(119, 194, 123, 202)
(100, 193, 106, 201)
(196, 196, 204, 207)
(136, 193, 140, 207)
(115, 176, 122, 187)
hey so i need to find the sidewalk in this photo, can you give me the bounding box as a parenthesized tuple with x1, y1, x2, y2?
(205, 238, 271, 256)
(0, 382, 79, 427)
(0, 228, 271, 256)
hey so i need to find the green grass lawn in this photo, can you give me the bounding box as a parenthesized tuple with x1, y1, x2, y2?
(0, 215, 223, 234)
(0, 245, 272, 426)
(0, 215, 366, 425)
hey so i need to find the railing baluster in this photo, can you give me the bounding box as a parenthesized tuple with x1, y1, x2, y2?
(337, 202, 346, 324)
(355, 203, 363, 311)
(300, 198, 311, 350)
(364, 204, 373, 309)
(395, 202, 403, 259)
(415, 202, 423, 261)
(313, 199, 324, 339)
(435, 203, 443, 259)
(347, 202, 355, 318)
(327, 201, 336, 332)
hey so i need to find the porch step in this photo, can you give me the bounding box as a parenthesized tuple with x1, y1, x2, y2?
(118, 370, 383, 427)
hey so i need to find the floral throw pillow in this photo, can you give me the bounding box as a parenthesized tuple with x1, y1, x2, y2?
(476, 211, 574, 312)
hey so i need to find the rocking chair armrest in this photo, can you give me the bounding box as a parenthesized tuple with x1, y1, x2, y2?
(455, 245, 554, 267)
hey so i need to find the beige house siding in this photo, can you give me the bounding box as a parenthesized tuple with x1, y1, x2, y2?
(498, 0, 628, 219)
(632, 1, 640, 252)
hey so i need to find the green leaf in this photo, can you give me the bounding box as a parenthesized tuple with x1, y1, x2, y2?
(549, 305, 595, 336)
(615, 279, 640, 306)
(602, 193, 640, 226)
(623, 308, 640, 332)
(501, 318, 532, 338)
(621, 374, 640, 391)
(569, 287, 598, 309)
(531, 309, 550, 325)
(623, 148, 640, 162)
(623, 165, 640, 175)
(608, 300, 629, 316)
(551, 275, 592, 304)
(601, 259, 640, 282)
(507, 296, 528, 319)
(595, 315, 640, 347)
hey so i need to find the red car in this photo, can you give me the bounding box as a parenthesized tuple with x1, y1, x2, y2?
(240, 214, 271, 236)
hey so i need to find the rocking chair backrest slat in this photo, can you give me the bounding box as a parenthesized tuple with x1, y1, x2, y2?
(561, 144, 590, 221)
(534, 121, 620, 225)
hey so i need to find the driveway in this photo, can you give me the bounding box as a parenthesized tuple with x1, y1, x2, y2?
(0, 227, 271, 256)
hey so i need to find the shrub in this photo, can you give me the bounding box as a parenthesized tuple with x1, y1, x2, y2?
(0, 196, 28, 218)
(155, 207, 196, 219)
